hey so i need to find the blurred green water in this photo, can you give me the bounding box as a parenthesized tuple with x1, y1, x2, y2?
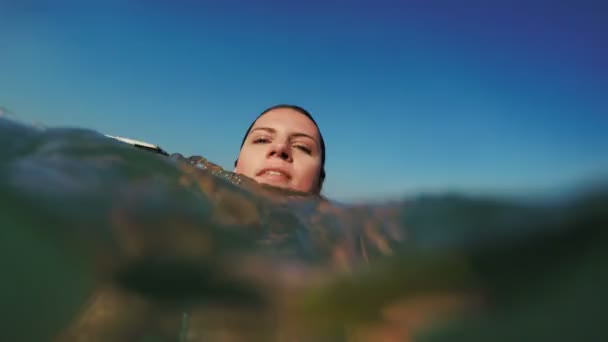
(1, 117, 606, 341)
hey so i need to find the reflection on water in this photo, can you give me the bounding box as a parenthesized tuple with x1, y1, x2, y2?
(0, 117, 606, 341)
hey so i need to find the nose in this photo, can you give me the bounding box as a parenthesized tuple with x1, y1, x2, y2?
(267, 141, 292, 162)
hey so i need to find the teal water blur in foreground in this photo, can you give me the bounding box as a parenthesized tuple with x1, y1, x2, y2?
(1, 117, 607, 341)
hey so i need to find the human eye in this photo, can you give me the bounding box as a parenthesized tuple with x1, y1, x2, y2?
(294, 145, 312, 154)
(252, 136, 270, 144)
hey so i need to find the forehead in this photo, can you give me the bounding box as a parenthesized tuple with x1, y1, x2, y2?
(252, 108, 320, 138)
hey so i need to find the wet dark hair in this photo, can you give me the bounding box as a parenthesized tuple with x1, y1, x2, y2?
(235, 104, 326, 191)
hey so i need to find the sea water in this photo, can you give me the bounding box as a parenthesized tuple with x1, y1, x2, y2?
(1, 117, 606, 341)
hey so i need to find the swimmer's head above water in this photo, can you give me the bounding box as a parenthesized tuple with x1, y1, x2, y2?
(234, 104, 326, 194)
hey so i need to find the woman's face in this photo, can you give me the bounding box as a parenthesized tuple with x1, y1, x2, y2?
(235, 108, 323, 193)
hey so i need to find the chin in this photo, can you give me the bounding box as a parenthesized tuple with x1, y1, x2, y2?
(257, 178, 290, 189)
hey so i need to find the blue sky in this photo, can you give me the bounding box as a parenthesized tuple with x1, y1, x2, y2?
(1, 0, 606, 201)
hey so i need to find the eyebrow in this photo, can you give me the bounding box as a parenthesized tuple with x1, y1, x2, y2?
(250, 127, 318, 142)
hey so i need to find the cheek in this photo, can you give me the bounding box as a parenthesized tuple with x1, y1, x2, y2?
(237, 147, 267, 176)
(235, 154, 254, 176)
(294, 161, 322, 186)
